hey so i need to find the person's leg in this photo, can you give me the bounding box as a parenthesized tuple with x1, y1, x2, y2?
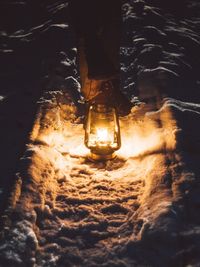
(69, 0, 132, 114)
(84, 34, 118, 80)
(69, 0, 119, 80)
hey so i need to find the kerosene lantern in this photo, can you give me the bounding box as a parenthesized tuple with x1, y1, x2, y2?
(84, 104, 121, 161)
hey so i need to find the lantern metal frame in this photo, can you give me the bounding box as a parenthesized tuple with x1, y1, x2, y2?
(84, 104, 121, 161)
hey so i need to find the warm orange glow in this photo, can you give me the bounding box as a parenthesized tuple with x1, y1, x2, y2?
(34, 101, 177, 177)
(96, 128, 109, 142)
(118, 120, 164, 158)
(117, 106, 177, 158)
(37, 105, 177, 159)
(87, 126, 117, 149)
(95, 127, 113, 146)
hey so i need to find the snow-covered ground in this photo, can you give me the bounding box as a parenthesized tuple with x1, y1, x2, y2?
(0, 1, 200, 266)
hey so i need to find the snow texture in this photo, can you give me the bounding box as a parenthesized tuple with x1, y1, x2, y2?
(0, 0, 200, 267)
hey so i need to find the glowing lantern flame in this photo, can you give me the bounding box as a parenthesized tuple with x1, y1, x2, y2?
(96, 128, 110, 144)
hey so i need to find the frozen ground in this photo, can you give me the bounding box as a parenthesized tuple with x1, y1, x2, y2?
(0, 0, 200, 266)
(0, 90, 200, 267)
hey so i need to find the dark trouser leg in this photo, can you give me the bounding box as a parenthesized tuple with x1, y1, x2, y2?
(69, 0, 121, 81)
(69, 0, 132, 115)
(85, 34, 118, 80)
